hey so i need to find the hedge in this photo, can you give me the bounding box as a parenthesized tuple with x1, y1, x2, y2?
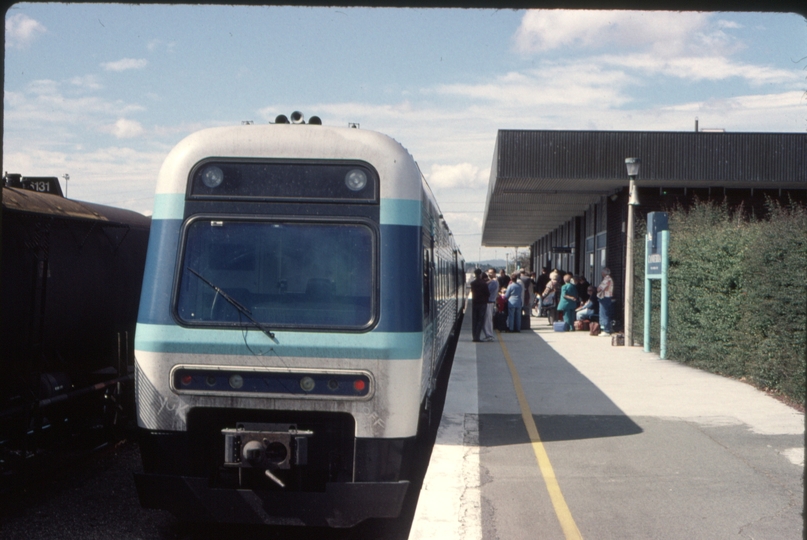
(633, 199, 806, 405)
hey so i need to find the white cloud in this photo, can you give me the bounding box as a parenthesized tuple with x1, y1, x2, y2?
(1, 145, 165, 215)
(716, 19, 743, 29)
(101, 58, 149, 72)
(70, 75, 103, 91)
(103, 118, 146, 139)
(514, 10, 709, 56)
(663, 90, 806, 115)
(436, 64, 635, 109)
(4, 79, 145, 127)
(426, 163, 490, 190)
(5, 13, 46, 49)
(598, 53, 802, 86)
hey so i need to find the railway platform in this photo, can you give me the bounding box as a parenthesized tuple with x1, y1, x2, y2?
(409, 310, 804, 539)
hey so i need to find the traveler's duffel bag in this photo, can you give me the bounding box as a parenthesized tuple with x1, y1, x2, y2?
(553, 321, 567, 332)
(574, 320, 590, 331)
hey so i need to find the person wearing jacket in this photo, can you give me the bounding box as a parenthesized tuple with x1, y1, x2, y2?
(556, 273, 579, 331)
(597, 267, 614, 335)
(504, 273, 523, 332)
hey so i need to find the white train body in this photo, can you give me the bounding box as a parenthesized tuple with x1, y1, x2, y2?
(133, 122, 464, 527)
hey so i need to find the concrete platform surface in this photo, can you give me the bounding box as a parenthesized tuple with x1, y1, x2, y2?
(409, 312, 804, 540)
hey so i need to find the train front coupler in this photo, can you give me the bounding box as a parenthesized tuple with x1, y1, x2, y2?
(222, 423, 313, 487)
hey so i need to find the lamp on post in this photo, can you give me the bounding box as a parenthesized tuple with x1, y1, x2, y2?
(624, 157, 640, 346)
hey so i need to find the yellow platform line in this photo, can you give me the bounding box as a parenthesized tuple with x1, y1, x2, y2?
(496, 331, 583, 540)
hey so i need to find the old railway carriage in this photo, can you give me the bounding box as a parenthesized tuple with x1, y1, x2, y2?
(133, 119, 464, 527)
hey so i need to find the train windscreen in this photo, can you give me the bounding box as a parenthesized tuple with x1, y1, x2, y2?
(175, 219, 375, 330)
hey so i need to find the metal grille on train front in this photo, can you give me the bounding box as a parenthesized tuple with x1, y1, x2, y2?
(177, 160, 380, 333)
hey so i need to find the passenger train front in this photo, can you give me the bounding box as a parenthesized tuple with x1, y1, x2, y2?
(133, 115, 464, 527)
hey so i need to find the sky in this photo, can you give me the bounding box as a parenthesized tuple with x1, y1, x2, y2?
(4, 5, 806, 262)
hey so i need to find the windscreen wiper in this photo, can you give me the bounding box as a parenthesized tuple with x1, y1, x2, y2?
(187, 267, 277, 342)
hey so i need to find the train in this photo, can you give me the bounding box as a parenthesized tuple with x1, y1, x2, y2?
(0, 174, 150, 485)
(133, 114, 465, 527)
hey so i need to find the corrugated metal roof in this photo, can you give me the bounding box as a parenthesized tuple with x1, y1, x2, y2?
(482, 130, 807, 246)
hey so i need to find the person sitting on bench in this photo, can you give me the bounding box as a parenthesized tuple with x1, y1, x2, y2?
(575, 286, 598, 321)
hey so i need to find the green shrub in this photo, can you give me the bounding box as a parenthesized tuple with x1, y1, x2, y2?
(633, 199, 806, 405)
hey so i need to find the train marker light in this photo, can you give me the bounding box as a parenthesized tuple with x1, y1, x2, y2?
(353, 379, 366, 392)
(181, 375, 193, 386)
(300, 376, 316, 392)
(345, 169, 367, 191)
(201, 166, 224, 188)
(229, 374, 244, 390)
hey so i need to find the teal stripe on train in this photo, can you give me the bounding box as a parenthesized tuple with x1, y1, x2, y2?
(379, 198, 420, 226)
(150, 193, 420, 225)
(152, 193, 186, 220)
(135, 323, 423, 359)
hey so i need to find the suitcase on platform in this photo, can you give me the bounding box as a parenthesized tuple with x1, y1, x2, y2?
(589, 322, 600, 336)
(611, 333, 625, 346)
(520, 308, 531, 330)
(494, 311, 508, 331)
(553, 321, 567, 332)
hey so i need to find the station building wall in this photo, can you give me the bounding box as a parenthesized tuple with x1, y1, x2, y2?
(530, 187, 806, 330)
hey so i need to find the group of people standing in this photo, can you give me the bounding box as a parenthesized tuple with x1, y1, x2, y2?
(471, 266, 616, 340)
(536, 267, 615, 334)
(470, 268, 535, 341)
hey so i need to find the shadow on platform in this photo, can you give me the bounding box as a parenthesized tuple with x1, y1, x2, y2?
(473, 324, 644, 446)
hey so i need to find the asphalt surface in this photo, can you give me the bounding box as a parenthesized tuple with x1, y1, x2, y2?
(410, 311, 804, 539)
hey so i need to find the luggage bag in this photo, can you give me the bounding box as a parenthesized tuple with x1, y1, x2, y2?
(494, 311, 508, 331)
(520, 308, 531, 330)
(574, 320, 590, 331)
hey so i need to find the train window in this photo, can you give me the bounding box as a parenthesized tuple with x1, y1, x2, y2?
(423, 250, 431, 317)
(175, 218, 375, 330)
(188, 160, 378, 203)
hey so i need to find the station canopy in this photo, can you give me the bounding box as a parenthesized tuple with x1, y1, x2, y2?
(481, 130, 807, 247)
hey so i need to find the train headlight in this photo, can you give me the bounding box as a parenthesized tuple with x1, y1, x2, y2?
(345, 169, 367, 191)
(229, 374, 244, 390)
(299, 376, 316, 392)
(201, 166, 224, 188)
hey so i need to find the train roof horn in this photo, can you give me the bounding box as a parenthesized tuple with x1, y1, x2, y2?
(273, 112, 321, 125)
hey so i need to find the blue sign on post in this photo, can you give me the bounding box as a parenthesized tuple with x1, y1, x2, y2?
(644, 212, 670, 358)
(646, 212, 668, 277)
